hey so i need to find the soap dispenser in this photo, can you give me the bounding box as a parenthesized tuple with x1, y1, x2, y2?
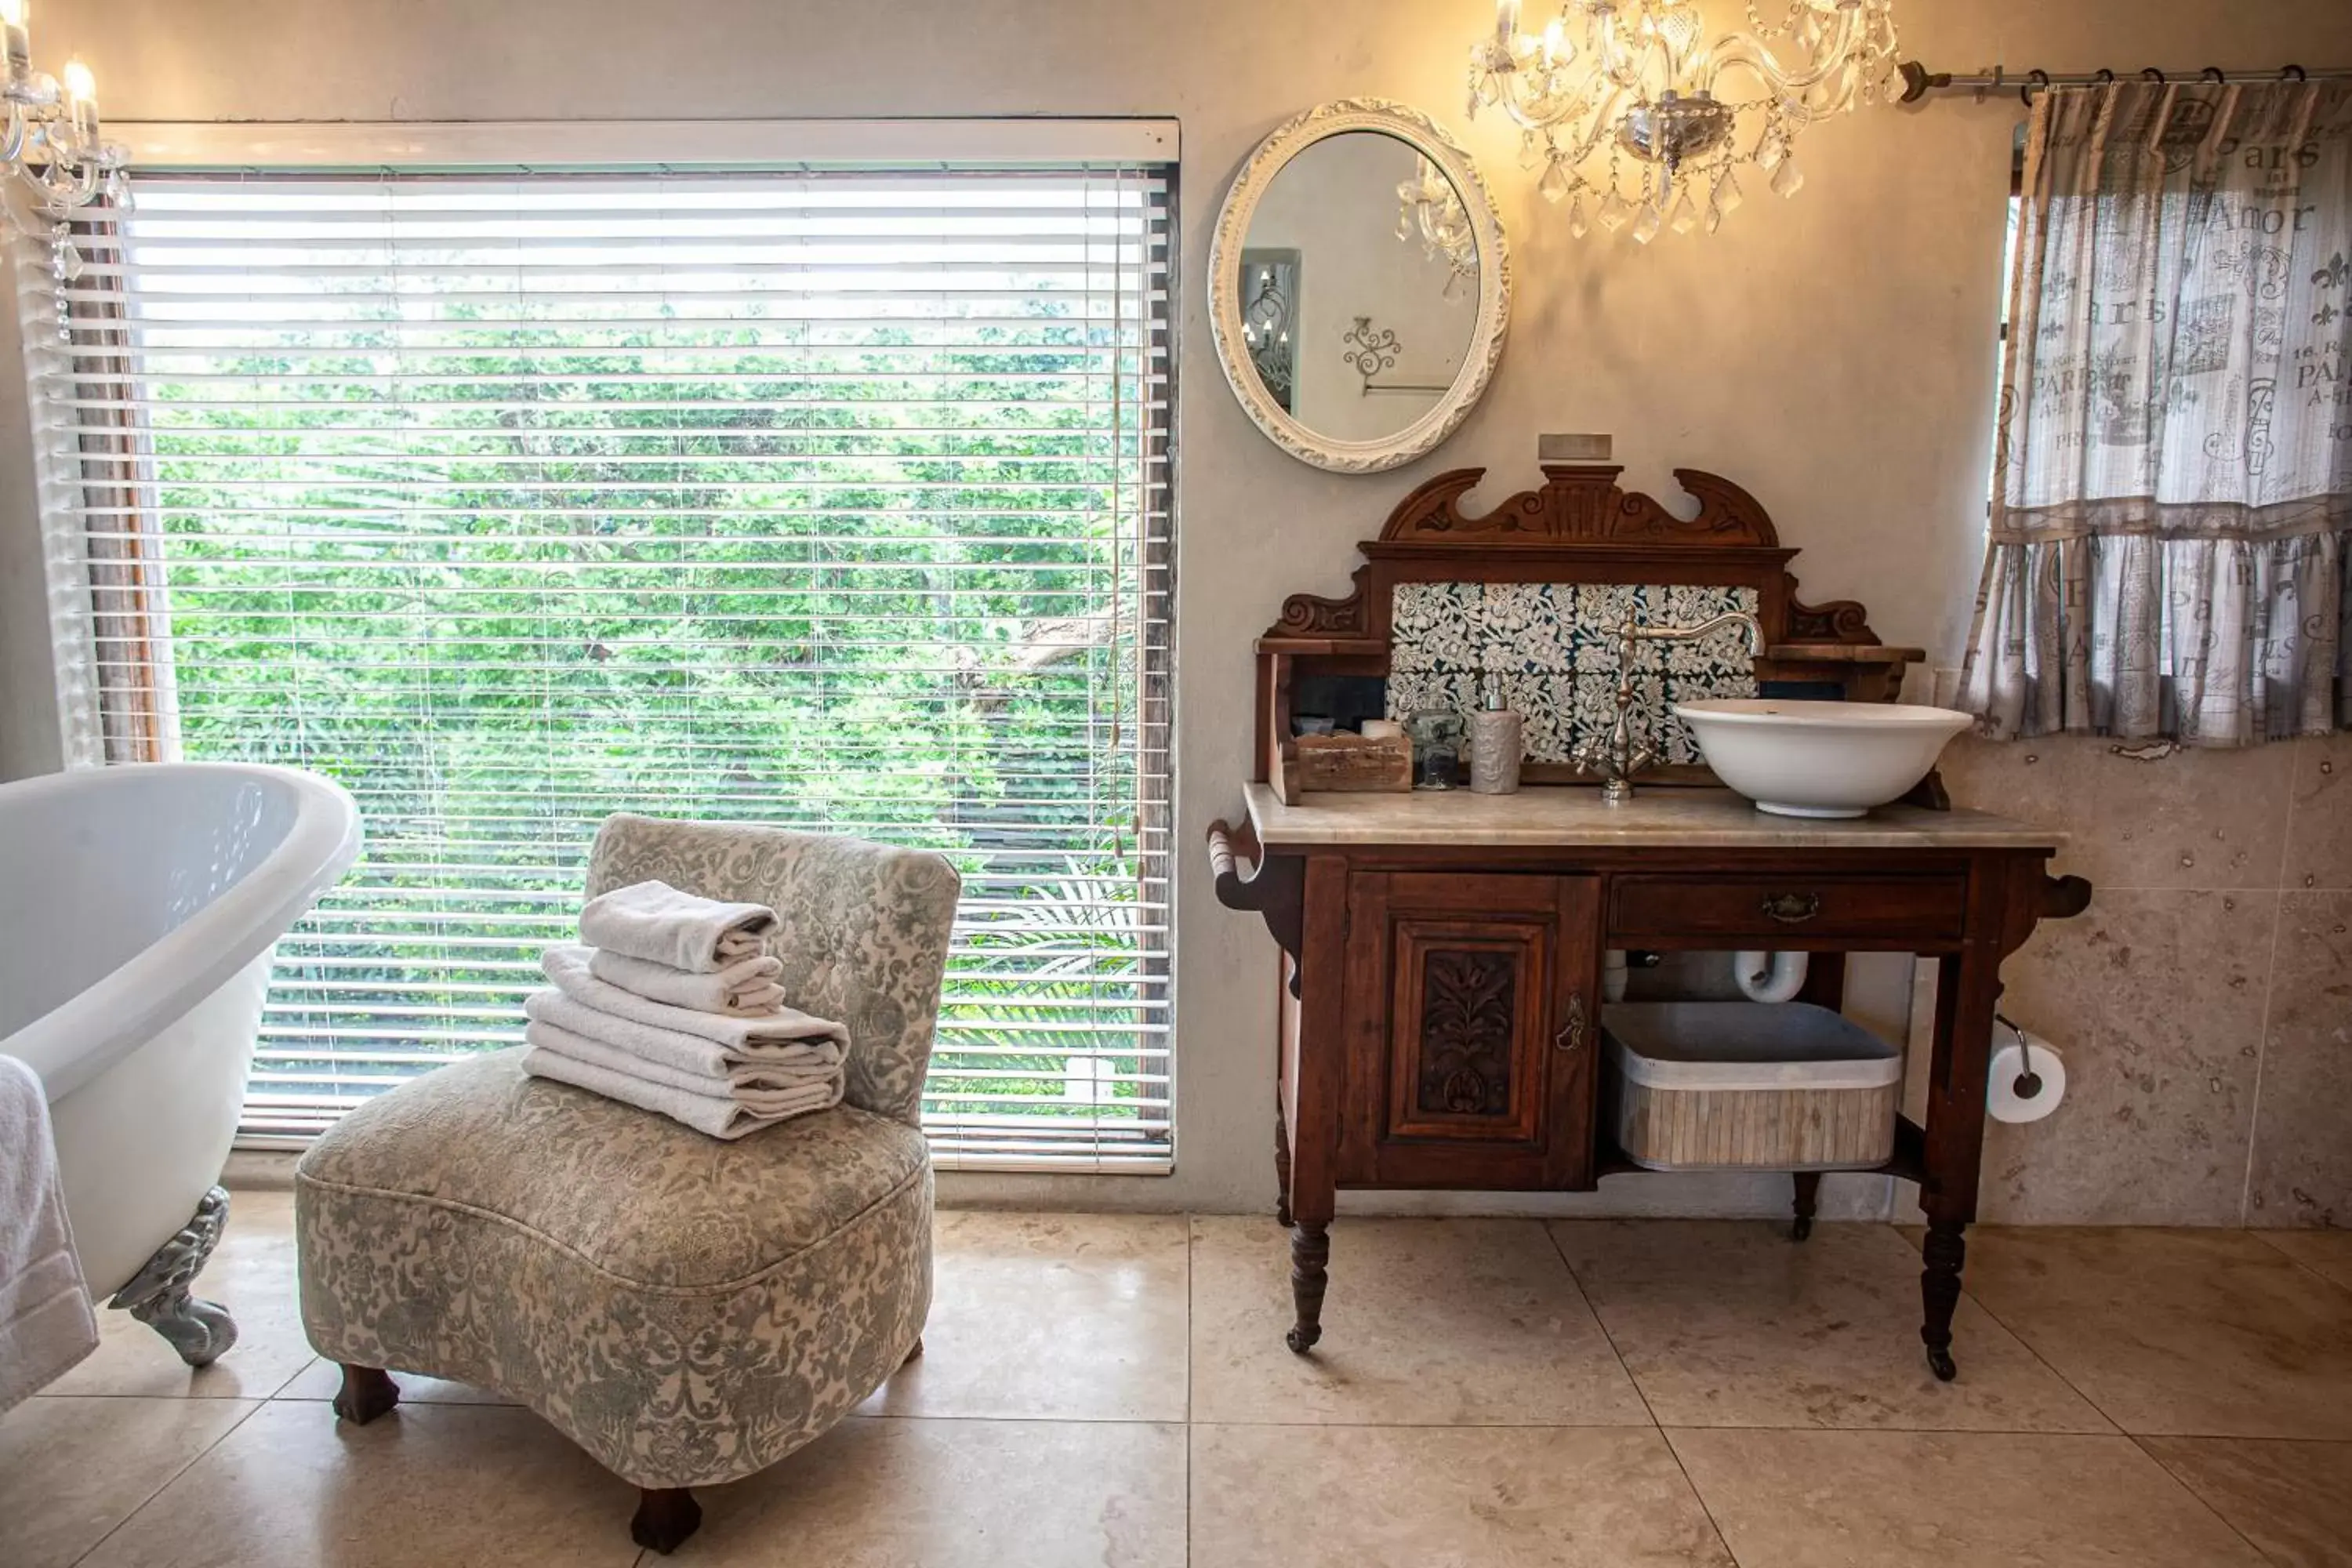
(1468, 674, 1523, 795)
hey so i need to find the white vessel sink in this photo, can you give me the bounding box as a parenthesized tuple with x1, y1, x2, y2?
(1674, 699, 1973, 818)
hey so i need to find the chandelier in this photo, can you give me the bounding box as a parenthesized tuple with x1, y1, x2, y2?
(1395, 155, 1479, 292)
(1467, 0, 1900, 242)
(0, 0, 126, 281)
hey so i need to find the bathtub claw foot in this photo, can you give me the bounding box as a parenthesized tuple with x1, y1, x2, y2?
(108, 1185, 240, 1367)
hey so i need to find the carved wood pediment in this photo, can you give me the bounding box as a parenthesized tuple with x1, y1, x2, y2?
(1380, 463, 1780, 546)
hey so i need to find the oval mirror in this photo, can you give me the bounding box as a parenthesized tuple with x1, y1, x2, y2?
(1210, 100, 1510, 473)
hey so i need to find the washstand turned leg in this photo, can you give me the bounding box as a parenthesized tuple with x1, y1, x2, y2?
(1919, 1221, 1966, 1381)
(107, 1185, 240, 1367)
(1790, 1171, 1820, 1242)
(1286, 1221, 1330, 1354)
(1273, 1102, 1294, 1229)
(631, 1487, 702, 1555)
(332, 1365, 401, 1425)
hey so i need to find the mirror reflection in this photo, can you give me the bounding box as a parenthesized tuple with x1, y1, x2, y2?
(1237, 131, 1482, 445)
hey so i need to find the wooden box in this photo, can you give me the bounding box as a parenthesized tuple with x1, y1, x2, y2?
(1287, 732, 1412, 793)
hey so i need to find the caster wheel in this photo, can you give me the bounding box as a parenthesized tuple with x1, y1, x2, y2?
(1791, 1218, 1813, 1243)
(1284, 1325, 1319, 1355)
(1927, 1348, 1957, 1382)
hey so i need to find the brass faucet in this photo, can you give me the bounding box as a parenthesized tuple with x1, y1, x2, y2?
(1569, 608, 1766, 804)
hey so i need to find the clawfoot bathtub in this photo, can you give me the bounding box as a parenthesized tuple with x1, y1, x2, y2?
(1, 763, 360, 1367)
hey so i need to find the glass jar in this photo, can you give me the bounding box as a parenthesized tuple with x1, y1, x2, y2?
(1404, 708, 1466, 789)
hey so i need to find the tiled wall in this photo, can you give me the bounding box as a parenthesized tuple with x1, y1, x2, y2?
(1933, 731, 2352, 1228)
(1385, 583, 1760, 766)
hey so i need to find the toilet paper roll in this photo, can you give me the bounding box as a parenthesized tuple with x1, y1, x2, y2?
(1987, 1032, 2065, 1123)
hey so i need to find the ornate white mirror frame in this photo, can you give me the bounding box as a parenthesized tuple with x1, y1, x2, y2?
(1209, 99, 1512, 474)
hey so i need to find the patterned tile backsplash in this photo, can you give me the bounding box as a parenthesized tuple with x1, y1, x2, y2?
(1386, 583, 1760, 766)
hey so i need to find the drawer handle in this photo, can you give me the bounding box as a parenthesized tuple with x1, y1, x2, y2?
(1555, 991, 1588, 1053)
(1761, 891, 1822, 924)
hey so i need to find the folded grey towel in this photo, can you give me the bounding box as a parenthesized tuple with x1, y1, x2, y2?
(588, 946, 786, 1017)
(524, 988, 842, 1083)
(541, 944, 849, 1056)
(522, 1034, 841, 1141)
(578, 879, 777, 974)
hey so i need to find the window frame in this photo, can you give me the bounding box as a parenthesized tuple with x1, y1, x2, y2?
(58, 118, 1182, 1172)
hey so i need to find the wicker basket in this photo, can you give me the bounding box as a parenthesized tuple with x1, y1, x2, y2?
(1605, 1001, 1900, 1172)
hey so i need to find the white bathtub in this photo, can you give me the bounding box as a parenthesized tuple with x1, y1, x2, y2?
(0, 763, 360, 1310)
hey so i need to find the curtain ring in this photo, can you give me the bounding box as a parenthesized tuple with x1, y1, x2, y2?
(2281, 64, 2307, 82)
(2024, 68, 2051, 106)
(2140, 67, 2165, 84)
(2092, 68, 2114, 85)
(2200, 67, 2227, 83)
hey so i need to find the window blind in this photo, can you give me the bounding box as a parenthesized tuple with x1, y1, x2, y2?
(56, 166, 1175, 1171)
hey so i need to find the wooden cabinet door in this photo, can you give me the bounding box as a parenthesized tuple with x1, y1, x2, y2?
(1338, 872, 1600, 1190)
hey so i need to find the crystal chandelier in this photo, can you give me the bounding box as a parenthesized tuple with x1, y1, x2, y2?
(1395, 156, 1479, 291)
(1467, 0, 1900, 242)
(0, 1, 127, 282)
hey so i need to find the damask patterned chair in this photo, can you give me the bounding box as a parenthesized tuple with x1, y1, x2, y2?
(292, 815, 960, 1552)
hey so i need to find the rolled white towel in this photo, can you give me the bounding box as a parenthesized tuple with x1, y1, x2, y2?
(523, 1036, 841, 1141)
(524, 989, 840, 1085)
(541, 945, 848, 1056)
(579, 879, 777, 974)
(588, 946, 786, 1017)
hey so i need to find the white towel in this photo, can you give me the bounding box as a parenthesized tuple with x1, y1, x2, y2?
(524, 989, 843, 1084)
(588, 946, 786, 1017)
(0, 1054, 99, 1414)
(522, 1038, 842, 1141)
(541, 945, 849, 1058)
(579, 879, 777, 974)
(522, 1017, 836, 1100)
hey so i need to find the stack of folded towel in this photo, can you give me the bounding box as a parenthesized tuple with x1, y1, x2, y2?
(521, 879, 851, 1140)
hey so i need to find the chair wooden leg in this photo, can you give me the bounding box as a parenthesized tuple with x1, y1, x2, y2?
(631, 1487, 702, 1554)
(902, 1335, 924, 1367)
(330, 1365, 400, 1425)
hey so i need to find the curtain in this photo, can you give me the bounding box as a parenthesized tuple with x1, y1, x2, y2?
(1960, 79, 2352, 744)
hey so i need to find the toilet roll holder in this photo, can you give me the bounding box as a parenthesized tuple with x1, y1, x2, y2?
(1994, 1012, 2047, 1102)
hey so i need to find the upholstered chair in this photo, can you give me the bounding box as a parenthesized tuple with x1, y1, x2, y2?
(292, 815, 960, 1552)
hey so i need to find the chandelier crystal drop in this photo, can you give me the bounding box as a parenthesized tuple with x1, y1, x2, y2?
(0, 1, 129, 301)
(1467, 0, 1900, 240)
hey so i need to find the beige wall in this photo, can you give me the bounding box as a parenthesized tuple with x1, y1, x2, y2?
(5, 0, 2349, 1222)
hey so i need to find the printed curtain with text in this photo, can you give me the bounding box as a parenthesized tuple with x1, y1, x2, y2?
(1962, 80, 2352, 744)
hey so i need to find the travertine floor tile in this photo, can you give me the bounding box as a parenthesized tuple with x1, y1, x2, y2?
(1552, 1221, 2109, 1431)
(76, 1400, 640, 1568)
(0, 1396, 257, 1568)
(2257, 1228, 2352, 1293)
(1188, 1216, 1649, 1426)
(1192, 1423, 1733, 1567)
(1956, 1227, 2352, 1437)
(682, 1416, 1185, 1567)
(45, 1189, 312, 1400)
(274, 1359, 515, 1406)
(1670, 1428, 2270, 1568)
(2139, 1436, 2352, 1568)
(858, 1211, 1187, 1421)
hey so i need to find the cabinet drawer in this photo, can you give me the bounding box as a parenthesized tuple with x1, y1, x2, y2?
(1609, 873, 1967, 944)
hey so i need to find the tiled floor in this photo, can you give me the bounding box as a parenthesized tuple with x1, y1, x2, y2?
(5, 1199, 2351, 1567)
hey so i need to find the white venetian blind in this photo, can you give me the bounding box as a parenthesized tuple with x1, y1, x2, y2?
(59, 165, 1174, 1170)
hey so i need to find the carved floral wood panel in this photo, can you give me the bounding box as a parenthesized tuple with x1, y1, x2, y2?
(1414, 947, 1520, 1118)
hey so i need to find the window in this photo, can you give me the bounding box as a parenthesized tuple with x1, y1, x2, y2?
(53, 152, 1175, 1171)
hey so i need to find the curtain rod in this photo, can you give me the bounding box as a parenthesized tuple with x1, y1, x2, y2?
(1897, 60, 2352, 105)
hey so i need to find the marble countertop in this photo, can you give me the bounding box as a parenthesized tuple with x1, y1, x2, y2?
(1243, 780, 2064, 851)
